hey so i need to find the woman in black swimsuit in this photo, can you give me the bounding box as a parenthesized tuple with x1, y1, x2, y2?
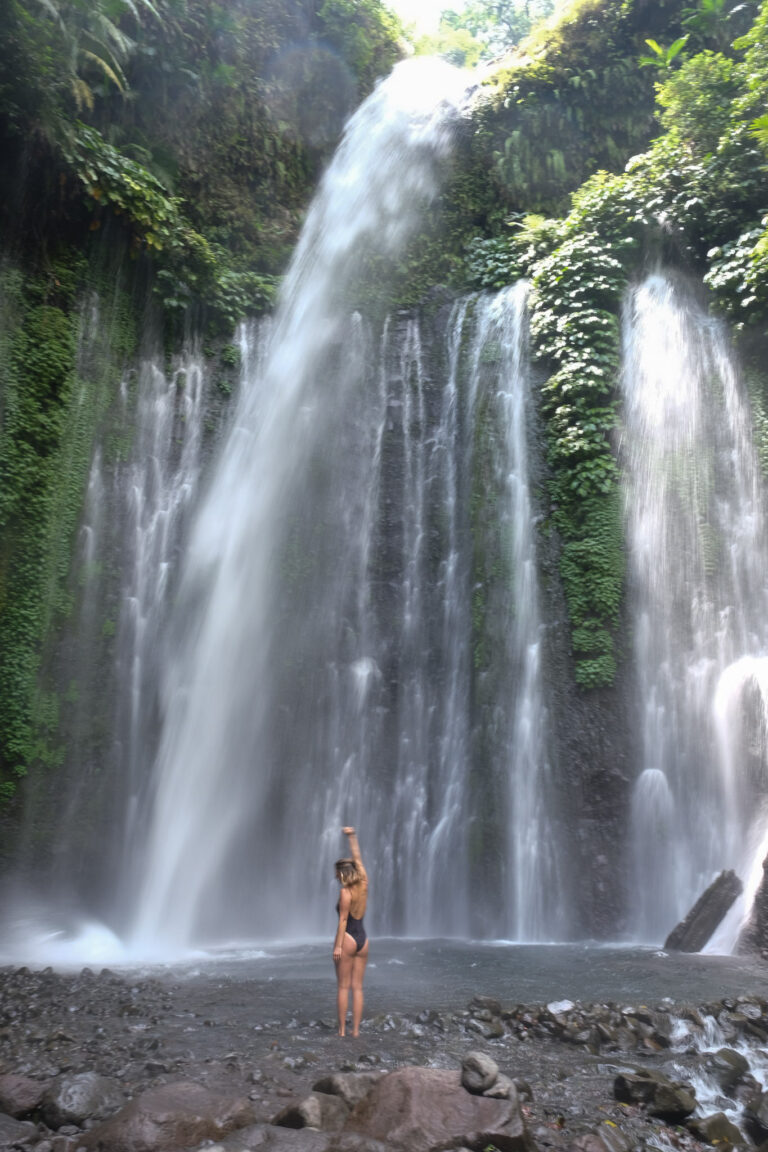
(333, 826, 369, 1037)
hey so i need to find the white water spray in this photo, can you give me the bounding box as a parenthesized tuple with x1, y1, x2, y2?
(129, 60, 468, 952)
(622, 274, 768, 944)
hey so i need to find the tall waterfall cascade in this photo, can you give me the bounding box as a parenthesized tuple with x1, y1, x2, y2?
(129, 59, 476, 951)
(10, 72, 768, 965)
(622, 274, 768, 946)
(125, 50, 563, 950)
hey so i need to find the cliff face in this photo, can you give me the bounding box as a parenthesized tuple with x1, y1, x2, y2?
(0, 0, 403, 814)
(2, 0, 768, 941)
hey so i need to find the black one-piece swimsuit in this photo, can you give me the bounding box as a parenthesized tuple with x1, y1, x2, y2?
(336, 903, 367, 952)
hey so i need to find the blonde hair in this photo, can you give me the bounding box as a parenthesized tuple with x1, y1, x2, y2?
(335, 858, 359, 887)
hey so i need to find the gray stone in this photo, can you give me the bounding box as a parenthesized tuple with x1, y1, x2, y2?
(42, 1072, 124, 1129)
(0, 1072, 48, 1118)
(468, 1017, 506, 1040)
(470, 996, 502, 1016)
(745, 1090, 768, 1138)
(664, 871, 743, 953)
(311, 1074, 383, 1110)
(273, 1093, 349, 1132)
(614, 1069, 696, 1120)
(79, 1080, 254, 1151)
(686, 1111, 744, 1146)
(0, 1111, 38, 1146)
(344, 1066, 534, 1152)
(568, 1127, 632, 1152)
(547, 1000, 575, 1016)
(647, 1081, 697, 1121)
(484, 1074, 517, 1100)
(212, 1124, 333, 1150)
(326, 1136, 393, 1152)
(461, 1051, 499, 1094)
(706, 1048, 750, 1095)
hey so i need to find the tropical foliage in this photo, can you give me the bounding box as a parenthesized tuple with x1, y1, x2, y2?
(417, 0, 555, 63)
(0, 0, 404, 800)
(466, 0, 768, 685)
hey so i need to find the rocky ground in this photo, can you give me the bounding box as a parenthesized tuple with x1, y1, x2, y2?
(2, 963, 768, 1151)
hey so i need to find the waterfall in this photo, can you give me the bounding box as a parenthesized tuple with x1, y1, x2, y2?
(467, 286, 561, 940)
(126, 274, 558, 950)
(111, 341, 213, 918)
(2, 61, 562, 959)
(128, 59, 469, 951)
(622, 273, 768, 944)
(123, 45, 561, 946)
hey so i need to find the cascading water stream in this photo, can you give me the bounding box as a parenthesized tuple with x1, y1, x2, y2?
(112, 342, 213, 916)
(465, 286, 561, 940)
(122, 50, 561, 948)
(622, 273, 768, 945)
(1, 62, 562, 960)
(128, 59, 470, 952)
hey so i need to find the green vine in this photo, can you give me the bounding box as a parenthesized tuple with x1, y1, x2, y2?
(0, 259, 137, 800)
(64, 124, 277, 330)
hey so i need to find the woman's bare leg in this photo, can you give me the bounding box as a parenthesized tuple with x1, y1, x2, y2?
(351, 940, 369, 1037)
(334, 936, 356, 1035)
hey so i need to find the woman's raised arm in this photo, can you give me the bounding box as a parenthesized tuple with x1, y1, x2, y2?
(342, 826, 367, 882)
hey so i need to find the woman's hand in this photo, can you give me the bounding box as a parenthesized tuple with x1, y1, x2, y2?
(333, 945, 342, 962)
(342, 826, 355, 835)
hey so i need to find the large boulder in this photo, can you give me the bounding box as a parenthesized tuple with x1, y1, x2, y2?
(614, 1070, 696, 1121)
(204, 1123, 334, 1149)
(0, 1073, 48, 1118)
(79, 1080, 254, 1152)
(41, 1071, 124, 1128)
(567, 1127, 632, 1152)
(738, 851, 768, 954)
(686, 1112, 744, 1146)
(343, 1066, 534, 1152)
(273, 1092, 349, 1132)
(664, 871, 743, 952)
(744, 1089, 768, 1139)
(705, 1048, 750, 1095)
(0, 1112, 37, 1147)
(311, 1073, 384, 1109)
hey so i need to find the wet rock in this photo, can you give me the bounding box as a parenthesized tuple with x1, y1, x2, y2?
(461, 1051, 499, 1094)
(484, 1073, 516, 1100)
(328, 1135, 394, 1152)
(273, 1092, 349, 1131)
(311, 1073, 383, 1109)
(664, 870, 743, 953)
(622, 1007, 672, 1048)
(79, 1080, 254, 1151)
(647, 1081, 697, 1121)
(613, 1070, 657, 1105)
(0, 1072, 48, 1117)
(738, 853, 768, 954)
(613, 1069, 696, 1120)
(514, 1079, 534, 1103)
(686, 1111, 744, 1146)
(468, 1016, 506, 1040)
(0, 1111, 38, 1146)
(567, 1125, 632, 1152)
(41, 1071, 124, 1128)
(343, 1066, 533, 1152)
(470, 996, 502, 1017)
(210, 1124, 333, 1149)
(547, 1000, 575, 1019)
(706, 1048, 750, 1095)
(744, 1089, 768, 1139)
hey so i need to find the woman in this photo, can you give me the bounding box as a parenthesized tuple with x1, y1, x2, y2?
(333, 825, 369, 1037)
